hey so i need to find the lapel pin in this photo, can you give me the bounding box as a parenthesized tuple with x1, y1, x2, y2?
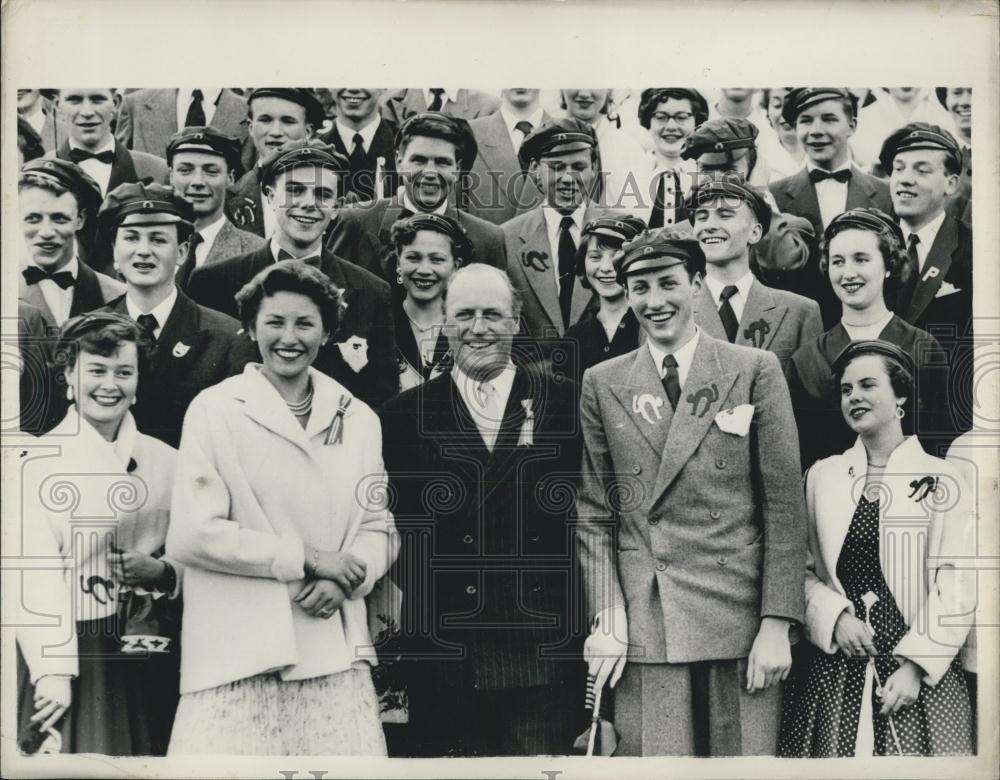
(632, 393, 664, 425)
(518, 399, 534, 446)
(325, 394, 353, 445)
(743, 318, 771, 348)
(521, 250, 549, 273)
(172, 341, 191, 358)
(908, 475, 938, 501)
(686, 383, 719, 418)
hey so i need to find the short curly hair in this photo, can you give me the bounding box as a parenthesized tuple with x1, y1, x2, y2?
(56, 312, 154, 376)
(235, 259, 343, 333)
(820, 221, 907, 291)
(832, 351, 913, 402)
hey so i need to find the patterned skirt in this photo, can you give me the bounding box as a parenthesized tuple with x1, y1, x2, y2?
(168, 667, 387, 756)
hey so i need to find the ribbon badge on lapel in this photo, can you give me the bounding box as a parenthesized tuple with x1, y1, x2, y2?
(743, 319, 771, 349)
(518, 399, 534, 446)
(908, 475, 938, 502)
(632, 393, 664, 425)
(172, 341, 191, 358)
(236, 197, 256, 227)
(521, 250, 550, 273)
(686, 383, 719, 418)
(325, 394, 353, 445)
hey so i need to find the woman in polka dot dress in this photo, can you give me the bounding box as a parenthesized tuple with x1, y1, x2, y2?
(778, 340, 975, 757)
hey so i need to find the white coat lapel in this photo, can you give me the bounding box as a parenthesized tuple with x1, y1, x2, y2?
(234, 365, 314, 456)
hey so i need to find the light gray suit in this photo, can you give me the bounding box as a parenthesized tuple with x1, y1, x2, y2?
(176, 218, 266, 290)
(378, 89, 500, 126)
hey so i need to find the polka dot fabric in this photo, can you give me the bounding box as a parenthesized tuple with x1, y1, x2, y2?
(779, 496, 974, 757)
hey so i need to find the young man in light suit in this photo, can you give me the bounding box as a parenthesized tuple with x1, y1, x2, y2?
(379, 88, 500, 126)
(576, 228, 806, 756)
(689, 176, 822, 372)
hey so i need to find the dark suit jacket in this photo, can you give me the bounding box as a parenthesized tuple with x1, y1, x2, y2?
(769, 166, 892, 328)
(329, 195, 508, 280)
(17, 264, 125, 435)
(104, 289, 248, 447)
(187, 246, 398, 409)
(321, 118, 399, 202)
(175, 218, 266, 291)
(466, 111, 548, 225)
(379, 89, 501, 126)
(116, 88, 249, 158)
(380, 362, 584, 692)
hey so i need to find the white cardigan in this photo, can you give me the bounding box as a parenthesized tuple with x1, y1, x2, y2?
(804, 436, 976, 686)
(16, 410, 178, 683)
(167, 364, 399, 694)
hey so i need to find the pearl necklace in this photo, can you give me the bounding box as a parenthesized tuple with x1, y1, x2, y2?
(286, 385, 314, 417)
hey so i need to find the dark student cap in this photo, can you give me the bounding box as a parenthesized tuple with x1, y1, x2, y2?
(878, 122, 962, 174)
(613, 228, 705, 285)
(258, 140, 350, 189)
(97, 181, 194, 234)
(681, 117, 758, 161)
(576, 214, 647, 288)
(823, 207, 904, 247)
(638, 88, 710, 129)
(687, 176, 772, 235)
(831, 339, 915, 380)
(780, 88, 857, 126)
(167, 126, 244, 174)
(247, 87, 326, 128)
(517, 117, 597, 171)
(395, 112, 479, 172)
(20, 157, 103, 216)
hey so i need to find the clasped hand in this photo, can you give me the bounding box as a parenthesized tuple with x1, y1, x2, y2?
(107, 544, 167, 589)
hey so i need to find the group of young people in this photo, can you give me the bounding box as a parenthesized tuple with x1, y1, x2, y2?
(13, 85, 979, 759)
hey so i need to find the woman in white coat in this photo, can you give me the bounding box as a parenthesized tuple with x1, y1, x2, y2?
(779, 340, 975, 757)
(166, 260, 399, 755)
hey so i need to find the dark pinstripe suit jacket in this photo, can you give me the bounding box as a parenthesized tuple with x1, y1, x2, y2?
(379, 362, 584, 691)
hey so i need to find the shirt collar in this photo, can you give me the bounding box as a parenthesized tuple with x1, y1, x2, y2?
(69, 134, 115, 155)
(402, 192, 448, 216)
(270, 236, 322, 263)
(703, 271, 755, 308)
(197, 213, 227, 246)
(451, 359, 517, 405)
(499, 105, 544, 135)
(126, 285, 178, 325)
(542, 203, 587, 233)
(425, 88, 460, 107)
(178, 87, 222, 108)
(646, 327, 700, 381)
(903, 210, 947, 249)
(336, 115, 381, 150)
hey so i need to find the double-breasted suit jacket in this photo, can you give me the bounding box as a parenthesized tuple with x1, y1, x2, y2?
(175, 218, 266, 291)
(769, 166, 893, 328)
(105, 289, 248, 447)
(378, 89, 501, 126)
(322, 118, 400, 202)
(502, 206, 602, 340)
(116, 88, 249, 159)
(379, 363, 583, 691)
(329, 195, 508, 279)
(187, 246, 398, 409)
(576, 334, 807, 664)
(466, 111, 549, 225)
(694, 279, 823, 372)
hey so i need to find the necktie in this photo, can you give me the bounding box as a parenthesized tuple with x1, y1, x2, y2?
(899, 234, 920, 307)
(475, 381, 500, 451)
(428, 89, 445, 112)
(648, 170, 680, 229)
(349, 133, 366, 166)
(22, 266, 75, 289)
(514, 120, 533, 148)
(136, 313, 158, 343)
(68, 148, 114, 165)
(807, 167, 852, 184)
(186, 232, 204, 268)
(557, 216, 577, 328)
(186, 89, 206, 127)
(718, 285, 740, 343)
(661, 354, 680, 410)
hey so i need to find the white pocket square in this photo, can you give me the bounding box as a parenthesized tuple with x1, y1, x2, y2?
(934, 281, 960, 299)
(714, 404, 754, 436)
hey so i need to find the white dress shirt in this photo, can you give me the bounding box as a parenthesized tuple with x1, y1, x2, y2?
(451, 360, 517, 451)
(842, 310, 895, 342)
(176, 88, 222, 130)
(269, 237, 322, 265)
(902, 210, 946, 272)
(192, 214, 227, 268)
(28, 255, 79, 326)
(806, 159, 854, 229)
(69, 136, 116, 195)
(703, 271, 756, 323)
(401, 192, 448, 216)
(647, 327, 701, 387)
(542, 204, 586, 292)
(126, 287, 178, 340)
(335, 115, 381, 155)
(499, 105, 544, 151)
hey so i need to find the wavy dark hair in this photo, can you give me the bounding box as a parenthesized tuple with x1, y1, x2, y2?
(235, 259, 343, 333)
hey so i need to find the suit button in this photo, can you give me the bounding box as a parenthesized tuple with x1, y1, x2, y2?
(649, 516, 659, 525)
(603, 346, 610, 353)
(717, 556, 728, 566)
(632, 466, 641, 475)
(710, 510, 721, 519)
(463, 534, 474, 544)
(466, 585, 477, 595)
(715, 458, 727, 469)
(655, 563, 666, 572)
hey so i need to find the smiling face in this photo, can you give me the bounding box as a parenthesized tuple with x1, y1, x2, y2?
(648, 97, 698, 158)
(249, 96, 312, 158)
(944, 88, 971, 137)
(562, 90, 610, 123)
(399, 230, 458, 304)
(766, 89, 798, 147)
(169, 151, 232, 221)
(531, 148, 596, 214)
(115, 223, 185, 292)
(827, 228, 889, 312)
(59, 88, 116, 149)
(839, 354, 904, 436)
(692, 196, 762, 267)
(397, 136, 459, 211)
(444, 267, 519, 380)
(625, 264, 700, 353)
(583, 237, 625, 302)
(66, 343, 139, 435)
(267, 165, 339, 250)
(333, 89, 380, 124)
(890, 149, 957, 228)
(20, 185, 84, 270)
(250, 290, 328, 384)
(795, 98, 856, 169)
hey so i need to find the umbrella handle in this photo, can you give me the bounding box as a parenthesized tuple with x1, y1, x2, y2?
(586, 685, 604, 756)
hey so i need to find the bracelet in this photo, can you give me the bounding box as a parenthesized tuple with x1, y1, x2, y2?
(308, 546, 320, 578)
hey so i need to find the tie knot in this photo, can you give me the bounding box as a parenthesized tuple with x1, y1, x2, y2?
(560, 216, 575, 231)
(352, 133, 364, 147)
(514, 120, 533, 136)
(190, 231, 204, 247)
(720, 285, 739, 302)
(430, 88, 444, 96)
(907, 233, 920, 249)
(662, 354, 679, 370)
(136, 313, 158, 336)
(191, 89, 203, 101)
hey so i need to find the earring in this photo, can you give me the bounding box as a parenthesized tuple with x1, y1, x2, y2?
(396, 273, 404, 285)
(66, 386, 74, 402)
(896, 404, 905, 419)
(131, 396, 137, 407)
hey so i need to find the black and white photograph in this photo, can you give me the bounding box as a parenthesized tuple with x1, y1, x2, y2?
(2, 1, 997, 778)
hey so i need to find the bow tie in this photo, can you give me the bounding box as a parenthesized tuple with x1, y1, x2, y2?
(69, 148, 115, 165)
(277, 249, 320, 267)
(808, 167, 852, 184)
(22, 266, 75, 289)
